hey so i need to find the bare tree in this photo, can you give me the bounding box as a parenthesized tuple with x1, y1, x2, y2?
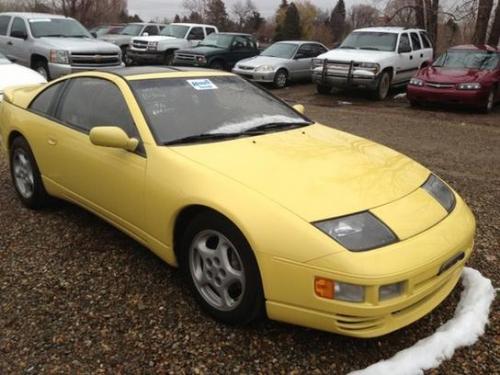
(350, 4, 380, 29)
(473, 0, 494, 43)
(487, 0, 500, 45)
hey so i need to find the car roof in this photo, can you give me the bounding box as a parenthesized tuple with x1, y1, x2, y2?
(0, 12, 68, 19)
(171, 23, 216, 27)
(354, 27, 425, 33)
(449, 44, 499, 52)
(129, 22, 165, 26)
(216, 32, 253, 37)
(105, 66, 234, 81)
(274, 40, 324, 45)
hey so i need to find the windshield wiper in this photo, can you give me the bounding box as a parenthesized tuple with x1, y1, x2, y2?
(360, 47, 380, 51)
(163, 132, 244, 145)
(243, 122, 311, 134)
(339, 46, 356, 49)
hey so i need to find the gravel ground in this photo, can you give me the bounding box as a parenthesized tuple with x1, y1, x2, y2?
(0, 85, 498, 374)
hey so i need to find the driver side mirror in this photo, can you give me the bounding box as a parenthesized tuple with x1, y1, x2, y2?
(89, 126, 138, 152)
(293, 104, 305, 114)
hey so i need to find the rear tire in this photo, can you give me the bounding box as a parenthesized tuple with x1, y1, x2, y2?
(373, 71, 391, 100)
(9, 137, 50, 209)
(482, 88, 495, 114)
(273, 69, 288, 89)
(33, 60, 50, 80)
(316, 84, 332, 95)
(179, 211, 265, 325)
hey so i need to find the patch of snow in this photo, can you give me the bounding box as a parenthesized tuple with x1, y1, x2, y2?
(338, 101, 352, 105)
(393, 93, 407, 100)
(208, 115, 305, 134)
(349, 267, 496, 375)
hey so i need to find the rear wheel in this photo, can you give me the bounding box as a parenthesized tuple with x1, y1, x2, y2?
(374, 71, 391, 100)
(9, 137, 50, 209)
(273, 69, 288, 89)
(482, 88, 495, 113)
(33, 60, 50, 80)
(316, 84, 332, 95)
(179, 212, 264, 325)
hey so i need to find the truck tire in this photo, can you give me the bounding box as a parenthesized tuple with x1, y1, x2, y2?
(33, 60, 50, 80)
(273, 69, 288, 89)
(209, 60, 225, 71)
(164, 51, 175, 65)
(373, 71, 391, 100)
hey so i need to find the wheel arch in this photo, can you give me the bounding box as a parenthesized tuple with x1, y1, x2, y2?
(30, 54, 47, 68)
(7, 130, 25, 153)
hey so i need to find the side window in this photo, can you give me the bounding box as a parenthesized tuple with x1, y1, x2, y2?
(58, 78, 136, 136)
(205, 27, 216, 36)
(159, 25, 165, 31)
(420, 31, 432, 49)
(410, 32, 422, 50)
(10, 17, 27, 38)
(398, 33, 411, 52)
(0, 15, 11, 36)
(29, 82, 64, 116)
(187, 27, 204, 40)
(232, 36, 249, 49)
(313, 44, 327, 56)
(297, 44, 314, 58)
(144, 25, 159, 35)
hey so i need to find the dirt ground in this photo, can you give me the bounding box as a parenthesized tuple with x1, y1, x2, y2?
(0, 84, 498, 374)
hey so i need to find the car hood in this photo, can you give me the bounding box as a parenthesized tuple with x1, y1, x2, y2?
(171, 124, 430, 221)
(177, 46, 224, 56)
(318, 49, 394, 63)
(134, 35, 178, 42)
(98, 34, 131, 45)
(236, 55, 287, 67)
(0, 64, 46, 94)
(40, 37, 121, 52)
(418, 66, 491, 83)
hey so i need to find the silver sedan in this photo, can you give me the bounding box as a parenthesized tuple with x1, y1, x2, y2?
(232, 41, 328, 88)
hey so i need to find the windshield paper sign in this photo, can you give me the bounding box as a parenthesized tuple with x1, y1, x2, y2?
(187, 79, 218, 90)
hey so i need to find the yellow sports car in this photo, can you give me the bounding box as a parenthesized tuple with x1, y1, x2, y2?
(0, 67, 475, 337)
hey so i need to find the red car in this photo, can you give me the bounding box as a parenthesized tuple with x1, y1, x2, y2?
(407, 45, 500, 112)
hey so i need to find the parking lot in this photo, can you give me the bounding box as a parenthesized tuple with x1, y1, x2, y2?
(0, 86, 498, 374)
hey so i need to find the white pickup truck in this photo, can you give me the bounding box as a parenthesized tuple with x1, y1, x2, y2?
(128, 23, 218, 65)
(312, 27, 434, 99)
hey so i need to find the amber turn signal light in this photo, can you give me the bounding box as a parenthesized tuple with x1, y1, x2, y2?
(314, 277, 335, 299)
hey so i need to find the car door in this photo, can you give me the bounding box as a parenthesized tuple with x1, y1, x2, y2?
(229, 36, 257, 68)
(42, 77, 147, 233)
(288, 44, 314, 80)
(394, 33, 415, 84)
(187, 27, 204, 47)
(6, 17, 30, 67)
(409, 31, 426, 69)
(419, 31, 434, 61)
(0, 15, 12, 56)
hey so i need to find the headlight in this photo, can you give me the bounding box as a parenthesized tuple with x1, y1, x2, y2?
(379, 282, 404, 301)
(195, 55, 207, 64)
(314, 212, 397, 251)
(315, 277, 365, 302)
(422, 174, 456, 213)
(456, 82, 481, 90)
(147, 41, 158, 51)
(409, 78, 424, 86)
(256, 65, 274, 72)
(49, 49, 70, 64)
(357, 62, 380, 73)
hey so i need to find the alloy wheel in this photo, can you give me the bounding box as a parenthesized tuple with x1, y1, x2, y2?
(12, 148, 35, 199)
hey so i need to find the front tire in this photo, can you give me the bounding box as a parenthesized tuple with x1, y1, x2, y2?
(482, 88, 495, 113)
(164, 51, 174, 65)
(273, 69, 288, 89)
(33, 60, 50, 80)
(209, 60, 225, 71)
(374, 71, 391, 100)
(9, 137, 50, 209)
(179, 212, 264, 325)
(316, 84, 332, 95)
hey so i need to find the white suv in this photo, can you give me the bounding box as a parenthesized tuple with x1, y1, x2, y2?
(128, 23, 218, 65)
(312, 27, 434, 99)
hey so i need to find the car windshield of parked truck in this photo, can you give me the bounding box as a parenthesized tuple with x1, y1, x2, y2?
(160, 25, 189, 38)
(120, 24, 143, 36)
(340, 32, 398, 52)
(261, 43, 298, 59)
(131, 76, 311, 145)
(198, 34, 233, 48)
(29, 18, 91, 38)
(432, 50, 499, 70)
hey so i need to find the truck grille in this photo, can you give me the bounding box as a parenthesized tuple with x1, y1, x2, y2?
(175, 53, 196, 62)
(70, 52, 121, 67)
(132, 40, 148, 50)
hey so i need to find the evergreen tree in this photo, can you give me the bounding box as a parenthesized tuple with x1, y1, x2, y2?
(174, 14, 181, 23)
(330, 0, 346, 43)
(281, 2, 301, 40)
(205, 0, 229, 31)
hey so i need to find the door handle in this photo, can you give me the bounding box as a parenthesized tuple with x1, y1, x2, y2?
(409, 55, 413, 60)
(48, 137, 57, 146)
(7, 41, 13, 46)
(420, 53, 424, 58)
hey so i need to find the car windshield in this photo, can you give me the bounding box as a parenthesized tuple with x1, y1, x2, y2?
(199, 34, 233, 48)
(340, 32, 398, 52)
(130, 76, 311, 145)
(29, 18, 91, 38)
(160, 25, 189, 38)
(261, 43, 298, 59)
(432, 50, 499, 70)
(120, 24, 143, 36)
(96, 26, 123, 36)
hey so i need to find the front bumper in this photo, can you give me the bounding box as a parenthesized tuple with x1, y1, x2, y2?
(312, 64, 379, 90)
(232, 67, 276, 83)
(127, 49, 164, 64)
(48, 62, 125, 79)
(407, 85, 490, 107)
(260, 195, 475, 337)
